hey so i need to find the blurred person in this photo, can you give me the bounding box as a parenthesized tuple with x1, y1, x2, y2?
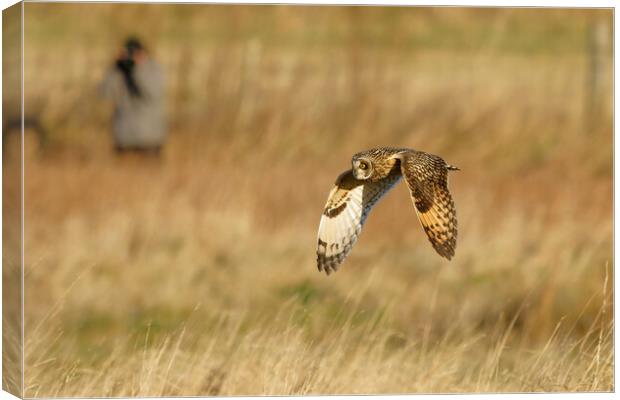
(100, 37, 166, 155)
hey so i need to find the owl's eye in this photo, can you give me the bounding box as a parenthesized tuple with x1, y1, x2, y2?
(359, 161, 368, 170)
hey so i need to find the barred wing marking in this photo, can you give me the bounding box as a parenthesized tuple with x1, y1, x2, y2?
(398, 152, 458, 260)
(316, 170, 401, 274)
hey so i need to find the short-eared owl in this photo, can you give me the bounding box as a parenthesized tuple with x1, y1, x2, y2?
(316, 147, 459, 275)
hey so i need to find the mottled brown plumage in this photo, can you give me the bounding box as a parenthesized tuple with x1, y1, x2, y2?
(316, 147, 459, 274)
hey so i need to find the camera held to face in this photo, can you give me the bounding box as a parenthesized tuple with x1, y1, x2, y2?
(116, 57, 135, 74)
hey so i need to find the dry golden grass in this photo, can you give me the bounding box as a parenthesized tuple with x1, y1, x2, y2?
(3, 4, 614, 397)
(17, 153, 613, 396)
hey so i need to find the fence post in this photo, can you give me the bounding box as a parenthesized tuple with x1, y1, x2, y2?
(585, 18, 610, 131)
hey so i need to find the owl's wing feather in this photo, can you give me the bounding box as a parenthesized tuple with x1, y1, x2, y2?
(398, 151, 458, 259)
(317, 170, 401, 274)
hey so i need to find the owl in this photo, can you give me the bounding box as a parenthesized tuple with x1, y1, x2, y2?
(316, 147, 459, 275)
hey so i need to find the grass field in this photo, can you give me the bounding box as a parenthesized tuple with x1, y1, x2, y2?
(2, 4, 613, 396)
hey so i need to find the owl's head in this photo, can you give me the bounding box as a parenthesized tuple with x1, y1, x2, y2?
(351, 156, 374, 180)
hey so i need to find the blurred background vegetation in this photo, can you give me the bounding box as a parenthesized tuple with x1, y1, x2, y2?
(2, 4, 613, 396)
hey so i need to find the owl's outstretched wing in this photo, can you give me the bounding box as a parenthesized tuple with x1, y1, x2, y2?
(316, 170, 401, 274)
(397, 151, 458, 260)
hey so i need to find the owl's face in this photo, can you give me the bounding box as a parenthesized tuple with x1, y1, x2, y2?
(352, 157, 374, 180)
